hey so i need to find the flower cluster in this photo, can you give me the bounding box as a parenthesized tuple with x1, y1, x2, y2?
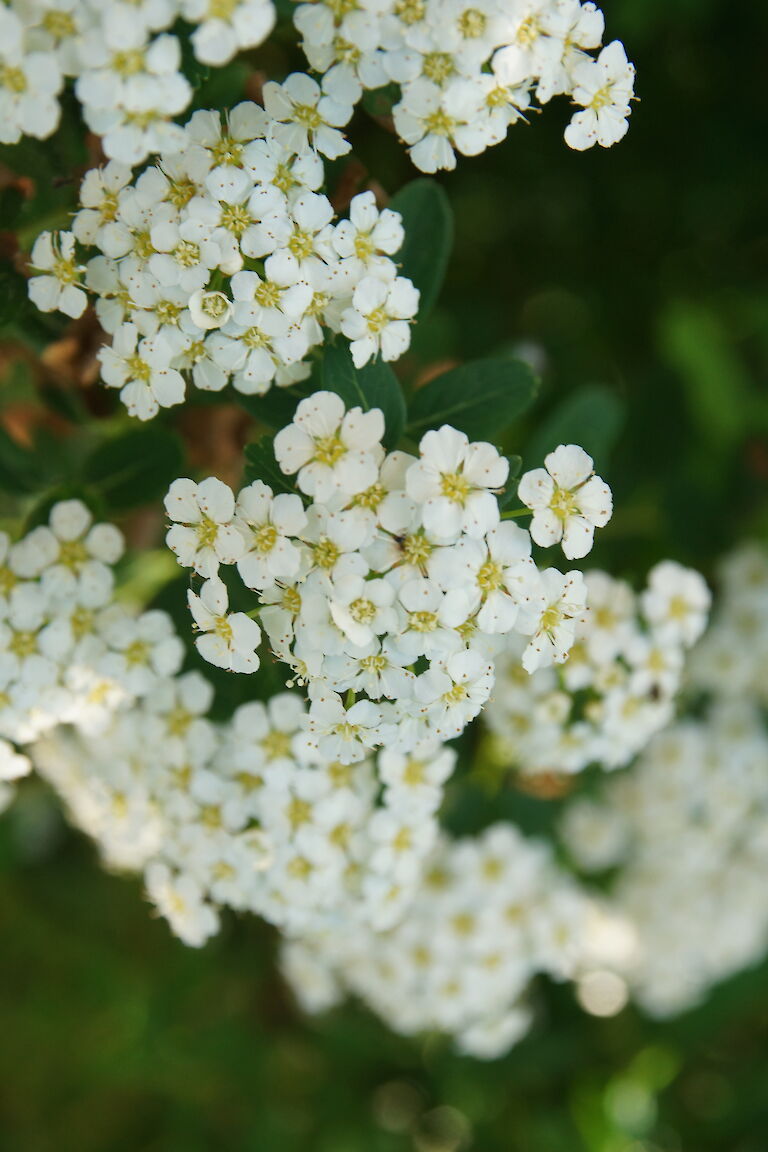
(34, 690, 458, 940)
(293, 0, 636, 171)
(28, 96, 418, 414)
(166, 398, 614, 763)
(0, 498, 187, 806)
(484, 562, 711, 777)
(0, 0, 275, 160)
(281, 822, 605, 1059)
(564, 544, 768, 1015)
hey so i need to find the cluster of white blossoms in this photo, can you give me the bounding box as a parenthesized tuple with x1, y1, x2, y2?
(484, 561, 711, 777)
(34, 688, 458, 940)
(564, 544, 768, 1016)
(293, 0, 636, 170)
(27, 97, 419, 415)
(281, 822, 617, 1058)
(0, 497, 188, 808)
(0, 0, 275, 159)
(166, 402, 615, 761)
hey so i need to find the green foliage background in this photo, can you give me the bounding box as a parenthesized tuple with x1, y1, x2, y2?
(1, 0, 767, 1148)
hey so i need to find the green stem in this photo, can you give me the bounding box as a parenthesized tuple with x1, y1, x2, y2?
(500, 507, 530, 520)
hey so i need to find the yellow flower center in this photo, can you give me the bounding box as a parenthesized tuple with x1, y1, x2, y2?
(288, 797, 312, 827)
(58, 538, 88, 569)
(43, 10, 77, 38)
(477, 558, 503, 592)
(213, 615, 232, 642)
(124, 639, 149, 666)
(440, 471, 470, 502)
(210, 134, 244, 167)
(196, 516, 220, 548)
(253, 523, 278, 553)
(255, 280, 283, 308)
(208, 0, 238, 17)
(423, 51, 455, 84)
(314, 434, 346, 466)
(313, 537, 340, 570)
(126, 355, 152, 382)
(365, 305, 389, 333)
(0, 66, 26, 94)
(166, 706, 193, 736)
(443, 681, 468, 705)
(220, 202, 252, 236)
(394, 0, 424, 24)
(550, 487, 577, 520)
(288, 228, 315, 260)
(292, 103, 322, 130)
(408, 609, 437, 633)
(112, 49, 145, 77)
(175, 240, 200, 268)
(261, 730, 292, 760)
(168, 179, 197, 209)
(0, 566, 17, 596)
(9, 630, 37, 658)
(458, 8, 486, 37)
(349, 597, 376, 624)
(402, 532, 432, 566)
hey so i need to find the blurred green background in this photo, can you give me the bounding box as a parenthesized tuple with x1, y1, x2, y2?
(1, 0, 768, 1148)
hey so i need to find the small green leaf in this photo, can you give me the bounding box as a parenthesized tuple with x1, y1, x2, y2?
(321, 344, 406, 449)
(526, 385, 625, 470)
(498, 455, 523, 509)
(237, 377, 318, 432)
(0, 262, 31, 330)
(407, 358, 538, 441)
(243, 436, 295, 495)
(83, 424, 185, 511)
(389, 179, 453, 319)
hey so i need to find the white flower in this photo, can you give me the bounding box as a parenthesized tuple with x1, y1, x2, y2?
(332, 191, 405, 281)
(0, 738, 31, 782)
(415, 649, 495, 737)
(145, 862, 220, 947)
(396, 578, 464, 659)
(518, 568, 587, 672)
(340, 275, 419, 368)
(564, 41, 635, 151)
(305, 691, 387, 763)
(28, 231, 87, 319)
(0, 29, 62, 144)
(165, 476, 245, 578)
(406, 425, 509, 541)
(518, 444, 612, 559)
(188, 577, 262, 673)
(235, 481, 307, 590)
(98, 323, 185, 420)
(641, 561, 711, 648)
(188, 289, 234, 331)
(274, 390, 384, 501)
(182, 0, 276, 67)
(393, 78, 489, 172)
(262, 70, 359, 159)
(328, 573, 397, 648)
(428, 522, 537, 633)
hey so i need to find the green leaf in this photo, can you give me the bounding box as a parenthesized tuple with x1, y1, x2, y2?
(498, 455, 523, 509)
(526, 385, 625, 471)
(0, 262, 31, 330)
(321, 344, 406, 450)
(243, 436, 295, 495)
(406, 358, 538, 441)
(389, 179, 453, 319)
(236, 377, 318, 432)
(83, 425, 185, 511)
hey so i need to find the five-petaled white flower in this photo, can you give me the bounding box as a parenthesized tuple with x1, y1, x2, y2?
(517, 444, 612, 559)
(187, 576, 262, 672)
